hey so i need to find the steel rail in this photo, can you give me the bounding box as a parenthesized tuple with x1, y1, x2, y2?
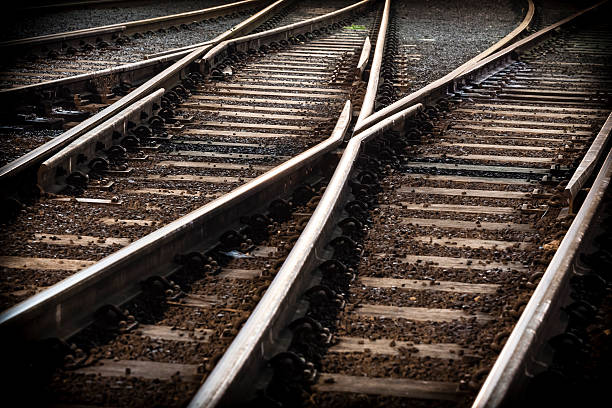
(187, 3, 609, 406)
(0, 100, 352, 342)
(32, 1, 292, 191)
(354, 0, 389, 128)
(0, 26, 127, 50)
(147, 0, 373, 60)
(0, 0, 288, 192)
(37, 88, 166, 191)
(473, 143, 612, 408)
(355, 36, 372, 77)
(352, 0, 539, 135)
(198, 0, 373, 76)
(189, 102, 421, 407)
(1, 0, 270, 52)
(0, 25, 128, 50)
(564, 113, 612, 212)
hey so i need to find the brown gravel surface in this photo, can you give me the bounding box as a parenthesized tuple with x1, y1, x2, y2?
(390, 0, 521, 99)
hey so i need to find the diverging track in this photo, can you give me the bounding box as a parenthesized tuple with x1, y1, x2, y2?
(0, 20, 371, 309)
(0, 2, 378, 407)
(190, 2, 610, 407)
(0, 1, 610, 407)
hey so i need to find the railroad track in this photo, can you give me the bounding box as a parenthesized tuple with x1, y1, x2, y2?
(0, 1, 609, 407)
(271, 5, 611, 408)
(0, 0, 368, 219)
(306, 20, 611, 407)
(0, 1, 377, 406)
(0, 0, 361, 91)
(0, 0, 266, 90)
(0, 13, 371, 309)
(0, 0, 339, 166)
(182, 2, 608, 407)
(0, 0, 280, 194)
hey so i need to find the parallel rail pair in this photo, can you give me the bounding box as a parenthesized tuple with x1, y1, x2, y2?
(1, 0, 610, 406)
(199, 1, 610, 406)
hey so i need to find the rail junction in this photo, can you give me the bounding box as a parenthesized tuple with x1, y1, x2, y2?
(0, 0, 610, 407)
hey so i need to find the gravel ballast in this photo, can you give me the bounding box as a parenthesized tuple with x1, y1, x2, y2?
(2, 0, 240, 40)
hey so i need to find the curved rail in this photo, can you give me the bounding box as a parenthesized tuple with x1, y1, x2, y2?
(0, 1, 370, 391)
(183, 1, 611, 406)
(473, 147, 612, 408)
(353, 0, 537, 135)
(191, 102, 422, 407)
(187, 5, 391, 404)
(0, 0, 368, 99)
